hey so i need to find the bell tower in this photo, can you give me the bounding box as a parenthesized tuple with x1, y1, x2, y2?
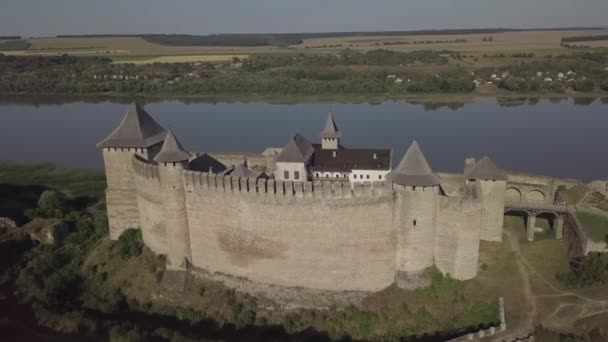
(321, 113, 341, 150)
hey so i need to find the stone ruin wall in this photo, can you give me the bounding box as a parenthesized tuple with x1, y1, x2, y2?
(183, 170, 397, 291)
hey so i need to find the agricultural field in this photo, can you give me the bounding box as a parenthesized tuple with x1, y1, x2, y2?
(111, 54, 249, 65)
(298, 30, 608, 52)
(3, 29, 607, 61)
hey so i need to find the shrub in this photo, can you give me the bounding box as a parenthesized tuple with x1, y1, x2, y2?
(573, 79, 595, 92)
(114, 228, 144, 259)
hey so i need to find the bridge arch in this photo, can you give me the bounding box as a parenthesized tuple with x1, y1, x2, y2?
(526, 190, 546, 201)
(505, 187, 522, 201)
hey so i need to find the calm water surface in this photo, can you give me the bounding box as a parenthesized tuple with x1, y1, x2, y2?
(1, 97, 607, 181)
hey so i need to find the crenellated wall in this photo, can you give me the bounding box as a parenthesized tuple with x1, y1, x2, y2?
(114, 156, 495, 292)
(182, 170, 396, 291)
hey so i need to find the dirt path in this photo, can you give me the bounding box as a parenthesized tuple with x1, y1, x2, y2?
(501, 231, 537, 338)
(497, 230, 608, 340)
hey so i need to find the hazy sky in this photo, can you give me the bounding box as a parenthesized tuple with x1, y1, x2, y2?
(2, 0, 607, 37)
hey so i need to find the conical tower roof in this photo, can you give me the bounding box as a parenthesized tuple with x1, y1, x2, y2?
(230, 160, 259, 179)
(388, 141, 441, 187)
(321, 113, 342, 139)
(464, 156, 507, 181)
(98, 102, 166, 148)
(276, 133, 314, 163)
(154, 130, 191, 163)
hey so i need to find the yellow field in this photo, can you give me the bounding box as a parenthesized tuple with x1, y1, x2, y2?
(111, 54, 249, 64)
(298, 30, 608, 52)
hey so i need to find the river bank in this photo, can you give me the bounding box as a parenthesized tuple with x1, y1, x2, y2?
(0, 92, 607, 106)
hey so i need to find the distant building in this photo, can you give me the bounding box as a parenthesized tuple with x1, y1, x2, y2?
(274, 113, 392, 183)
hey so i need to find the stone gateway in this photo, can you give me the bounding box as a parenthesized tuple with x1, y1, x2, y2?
(99, 103, 513, 292)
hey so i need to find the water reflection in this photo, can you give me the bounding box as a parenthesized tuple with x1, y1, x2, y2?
(1, 97, 607, 181)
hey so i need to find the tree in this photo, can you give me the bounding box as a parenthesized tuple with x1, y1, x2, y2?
(37, 190, 66, 218)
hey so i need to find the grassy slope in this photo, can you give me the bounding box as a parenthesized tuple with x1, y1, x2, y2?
(0, 162, 105, 199)
(576, 212, 608, 242)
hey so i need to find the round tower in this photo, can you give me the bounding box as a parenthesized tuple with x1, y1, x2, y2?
(154, 130, 192, 269)
(388, 142, 441, 281)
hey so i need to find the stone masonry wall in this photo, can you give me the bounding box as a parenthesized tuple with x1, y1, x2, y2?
(435, 196, 482, 280)
(103, 148, 143, 239)
(478, 180, 506, 242)
(183, 171, 396, 291)
(132, 157, 168, 256)
(394, 186, 438, 274)
(121, 156, 490, 292)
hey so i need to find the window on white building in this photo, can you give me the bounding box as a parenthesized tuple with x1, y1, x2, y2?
(366, 175, 370, 179)
(354, 174, 357, 179)
(316, 173, 319, 177)
(294, 171, 300, 180)
(378, 175, 382, 180)
(284, 171, 289, 180)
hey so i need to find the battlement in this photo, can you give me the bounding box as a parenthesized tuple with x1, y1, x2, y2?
(183, 169, 392, 200)
(132, 155, 160, 180)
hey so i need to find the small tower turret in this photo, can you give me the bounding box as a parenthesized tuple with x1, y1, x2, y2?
(388, 141, 441, 285)
(320, 113, 341, 150)
(97, 102, 166, 239)
(154, 130, 192, 269)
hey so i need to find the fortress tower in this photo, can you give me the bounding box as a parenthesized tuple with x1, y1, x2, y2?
(320, 113, 341, 150)
(154, 130, 193, 269)
(464, 157, 508, 242)
(389, 142, 441, 278)
(97, 103, 166, 239)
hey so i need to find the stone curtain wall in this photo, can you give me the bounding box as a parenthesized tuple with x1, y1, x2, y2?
(478, 180, 506, 242)
(132, 156, 168, 256)
(183, 170, 396, 291)
(435, 196, 483, 280)
(121, 157, 489, 291)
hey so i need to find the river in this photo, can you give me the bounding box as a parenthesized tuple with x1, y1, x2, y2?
(1, 96, 607, 181)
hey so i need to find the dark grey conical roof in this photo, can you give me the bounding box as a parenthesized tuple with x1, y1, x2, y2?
(98, 102, 166, 148)
(276, 133, 314, 163)
(154, 130, 191, 163)
(320, 113, 342, 139)
(388, 141, 441, 187)
(464, 156, 507, 181)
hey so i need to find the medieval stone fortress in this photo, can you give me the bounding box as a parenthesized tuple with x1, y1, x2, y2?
(98, 103, 573, 292)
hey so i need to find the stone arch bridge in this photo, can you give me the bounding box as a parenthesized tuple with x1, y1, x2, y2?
(503, 180, 569, 241)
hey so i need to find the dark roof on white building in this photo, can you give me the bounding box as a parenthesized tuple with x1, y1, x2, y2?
(464, 156, 507, 181)
(320, 113, 342, 139)
(310, 144, 391, 173)
(153, 130, 191, 163)
(98, 102, 166, 148)
(388, 141, 441, 187)
(276, 133, 315, 163)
